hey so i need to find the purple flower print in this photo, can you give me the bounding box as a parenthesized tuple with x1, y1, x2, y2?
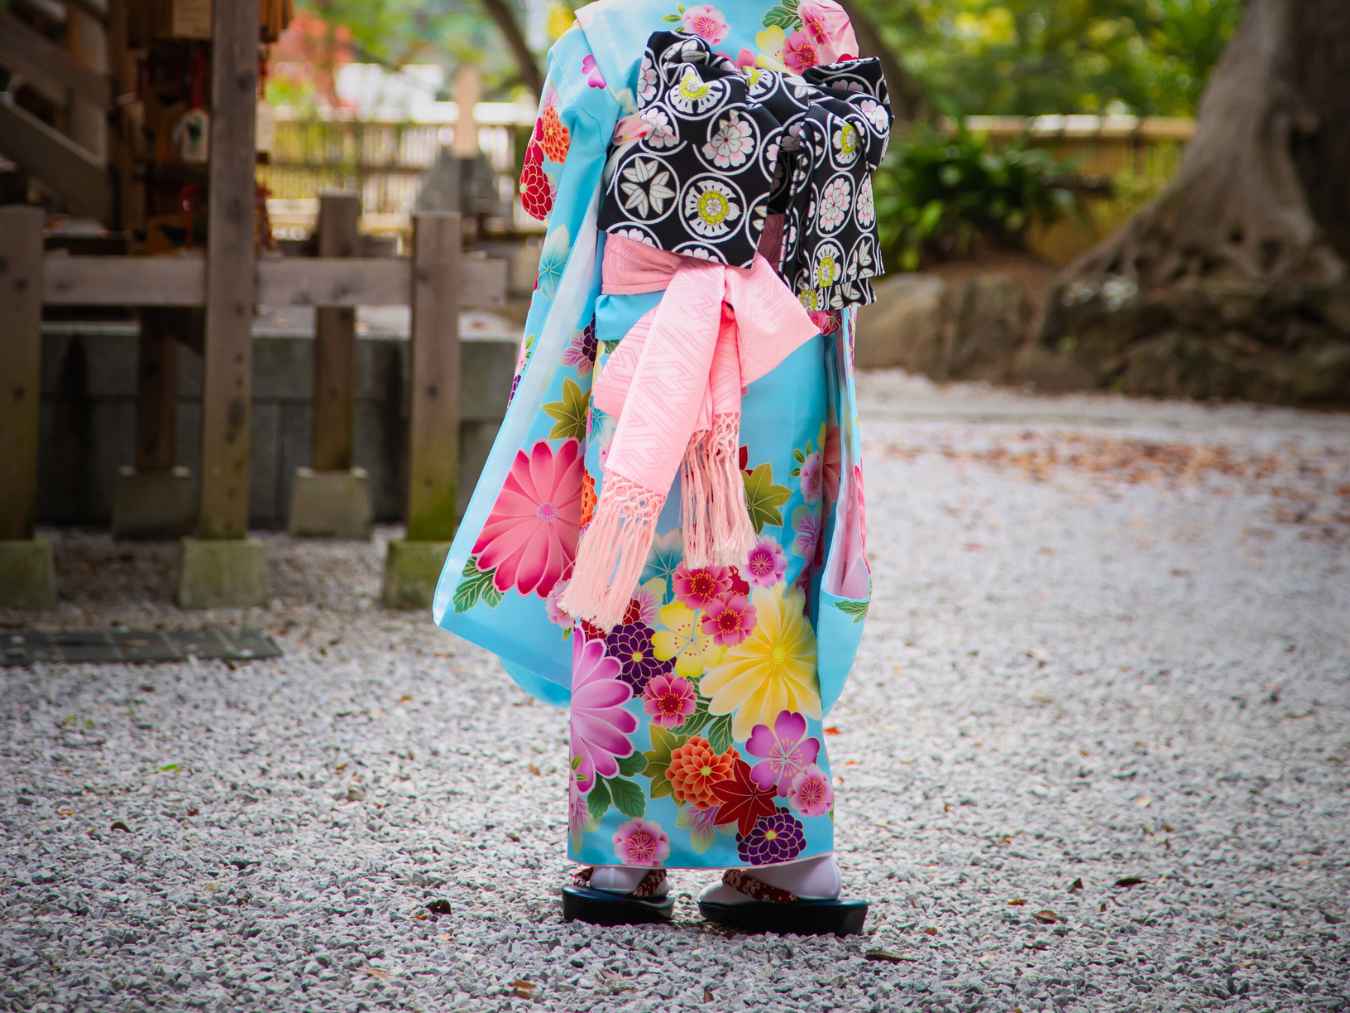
(562, 321, 598, 373)
(604, 622, 673, 694)
(745, 710, 821, 793)
(569, 635, 638, 794)
(737, 807, 806, 865)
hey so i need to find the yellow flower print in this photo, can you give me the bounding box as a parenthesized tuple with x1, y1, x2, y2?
(755, 26, 787, 72)
(652, 600, 724, 677)
(700, 585, 820, 740)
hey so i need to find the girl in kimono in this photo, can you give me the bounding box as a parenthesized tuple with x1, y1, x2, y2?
(433, 0, 889, 935)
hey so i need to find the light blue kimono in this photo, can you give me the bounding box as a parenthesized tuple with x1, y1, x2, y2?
(433, 0, 873, 869)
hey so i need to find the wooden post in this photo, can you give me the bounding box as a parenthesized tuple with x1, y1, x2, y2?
(381, 211, 461, 606)
(198, 0, 259, 541)
(406, 211, 462, 542)
(313, 191, 359, 471)
(178, 0, 265, 606)
(452, 65, 482, 158)
(136, 309, 179, 471)
(0, 206, 45, 542)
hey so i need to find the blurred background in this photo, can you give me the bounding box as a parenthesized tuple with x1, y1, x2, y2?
(0, 0, 1346, 609)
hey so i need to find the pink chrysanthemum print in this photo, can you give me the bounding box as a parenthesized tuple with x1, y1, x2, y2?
(569, 635, 638, 794)
(472, 439, 582, 598)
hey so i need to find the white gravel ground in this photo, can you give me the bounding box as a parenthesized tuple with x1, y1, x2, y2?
(3, 373, 1348, 1012)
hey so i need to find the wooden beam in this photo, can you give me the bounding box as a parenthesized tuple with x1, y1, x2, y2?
(197, 0, 259, 540)
(0, 98, 112, 222)
(0, 12, 113, 110)
(0, 207, 46, 541)
(43, 253, 507, 308)
(256, 255, 505, 309)
(313, 191, 360, 471)
(406, 212, 462, 542)
(44, 254, 204, 305)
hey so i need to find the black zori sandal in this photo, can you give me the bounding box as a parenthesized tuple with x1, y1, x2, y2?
(561, 867, 675, 926)
(698, 869, 869, 936)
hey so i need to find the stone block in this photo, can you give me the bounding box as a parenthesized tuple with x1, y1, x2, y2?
(288, 467, 373, 539)
(177, 538, 267, 609)
(382, 539, 452, 610)
(112, 466, 196, 539)
(0, 539, 57, 609)
(857, 275, 946, 370)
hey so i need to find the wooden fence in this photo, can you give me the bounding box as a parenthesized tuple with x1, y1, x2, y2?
(260, 107, 535, 242)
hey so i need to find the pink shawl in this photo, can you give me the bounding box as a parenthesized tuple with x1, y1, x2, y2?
(558, 234, 820, 630)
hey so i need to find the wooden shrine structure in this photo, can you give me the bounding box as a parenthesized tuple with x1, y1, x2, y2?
(0, 0, 507, 609)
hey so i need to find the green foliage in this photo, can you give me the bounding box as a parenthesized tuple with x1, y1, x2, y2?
(852, 0, 1242, 117)
(873, 125, 1077, 271)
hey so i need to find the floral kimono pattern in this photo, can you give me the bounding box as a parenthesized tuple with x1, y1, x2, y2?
(432, 0, 873, 870)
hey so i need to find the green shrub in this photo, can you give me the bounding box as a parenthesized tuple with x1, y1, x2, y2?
(873, 125, 1078, 272)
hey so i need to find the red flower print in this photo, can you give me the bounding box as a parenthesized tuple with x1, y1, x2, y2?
(518, 142, 554, 221)
(472, 439, 582, 598)
(711, 757, 779, 836)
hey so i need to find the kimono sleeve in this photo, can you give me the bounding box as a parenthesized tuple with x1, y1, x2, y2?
(430, 28, 621, 708)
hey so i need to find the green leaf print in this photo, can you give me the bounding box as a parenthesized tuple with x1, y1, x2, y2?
(543, 377, 590, 441)
(675, 709, 711, 738)
(617, 752, 647, 777)
(762, 4, 801, 30)
(453, 556, 501, 613)
(743, 462, 792, 533)
(643, 725, 687, 800)
(706, 714, 734, 755)
(835, 599, 870, 623)
(586, 778, 611, 823)
(607, 777, 646, 818)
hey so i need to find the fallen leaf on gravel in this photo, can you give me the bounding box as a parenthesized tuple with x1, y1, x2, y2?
(703, 988, 715, 1002)
(1034, 910, 1059, 924)
(923, 927, 939, 936)
(824, 726, 841, 735)
(109, 820, 130, 833)
(865, 948, 915, 963)
(511, 979, 536, 998)
(1008, 898, 1026, 906)
(1114, 876, 1145, 888)
(426, 899, 453, 918)
(363, 967, 390, 981)
(1069, 878, 1083, 892)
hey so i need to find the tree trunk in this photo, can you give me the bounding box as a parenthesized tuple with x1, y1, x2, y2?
(1037, 0, 1350, 406)
(843, 3, 932, 127)
(480, 0, 545, 97)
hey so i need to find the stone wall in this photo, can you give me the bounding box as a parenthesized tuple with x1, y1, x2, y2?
(37, 319, 517, 529)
